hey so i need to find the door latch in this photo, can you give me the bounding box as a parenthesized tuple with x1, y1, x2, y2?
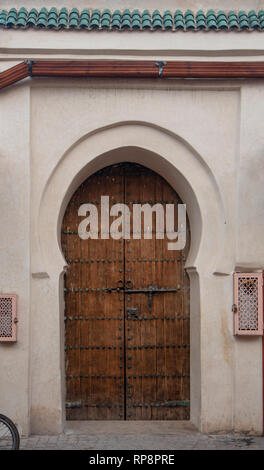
(127, 307, 138, 319)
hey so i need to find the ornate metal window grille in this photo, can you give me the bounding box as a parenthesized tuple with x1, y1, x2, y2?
(233, 273, 263, 336)
(0, 294, 17, 342)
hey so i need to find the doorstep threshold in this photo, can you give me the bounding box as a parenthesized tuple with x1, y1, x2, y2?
(64, 420, 196, 435)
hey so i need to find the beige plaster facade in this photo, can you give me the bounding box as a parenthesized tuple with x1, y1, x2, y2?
(0, 1, 264, 436)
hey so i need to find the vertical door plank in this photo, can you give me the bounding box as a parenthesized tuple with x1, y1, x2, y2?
(124, 164, 190, 420)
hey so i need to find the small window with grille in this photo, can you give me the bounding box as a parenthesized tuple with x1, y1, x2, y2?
(233, 273, 263, 336)
(0, 294, 17, 342)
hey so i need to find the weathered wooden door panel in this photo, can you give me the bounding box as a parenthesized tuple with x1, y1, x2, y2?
(62, 166, 125, 419)
(124, 164, 190, 420)
(62, 163, 190, 420)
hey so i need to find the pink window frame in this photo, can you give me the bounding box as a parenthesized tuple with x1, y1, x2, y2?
(0, 294, 17, 342)
(233, 273, 263, 336)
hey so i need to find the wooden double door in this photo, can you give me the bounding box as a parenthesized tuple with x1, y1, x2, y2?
(62, 163, 190, 420)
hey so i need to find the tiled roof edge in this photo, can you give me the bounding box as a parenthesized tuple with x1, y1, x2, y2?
(0, 8, 264, 31)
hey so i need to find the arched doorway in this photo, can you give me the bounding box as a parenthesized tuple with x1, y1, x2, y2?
(61, 162, 190, 421)
(33, 123, 229, 433)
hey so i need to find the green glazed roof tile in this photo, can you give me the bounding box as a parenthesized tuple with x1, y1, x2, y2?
(196, 19, 206, 29)
(174, 20, 184, 30)
(152, 18, 162, 29)
(131, 19, 140, 29)
(112, 20, 120, 29)
(217, 13, 228, 28)
(101, 14, 110, 22)
(48, 19, 57, 28)
(239, 20, 249, 29)
(122, 13, 131, 20)
(207, 20, 217, 29)
(228, 13, 238, 20)
(18, 9, 27, 19)
(81, 13, 90, 20)
(7, 10, 17, 18)
(132, 14, 141, 22)
(101, 19, 110, 28)
(121, 19, 131, 29)
(218, 20, 228, 29)
(27, 16, 37, 26)
(69, 19, 79, 28)
(196, 13, 206, 22)
(164, 21, 173, 29)
(101, 11, 110, 20)
(17, 16, 27, 27)
(58, 19, 67, 28)
(70, 12, 79, 19)
(1, 8, 264, 31)
(6, 17, 17, 28)
(185, 21, 195, 30)
(174, 13, 184, 20)
(185, 11, 195, 29)
(37, 20, 47, 28)
(164, 20, 173, 30)
(90, 19, 100, 29)
(229, 19, 239, 29)
(49, 12, 57, 19)
(207, 12, 216, 20)
(0, 10, 7, 26)
(207, 9, 216, 15)
(164, 14, 173, 24)
(142, 19, 151, 29)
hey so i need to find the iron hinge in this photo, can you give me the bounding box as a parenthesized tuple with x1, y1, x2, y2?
(155, 61, 167, 77)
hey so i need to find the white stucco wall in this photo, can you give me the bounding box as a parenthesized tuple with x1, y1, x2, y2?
(0, 86, 31, 436)
(0, 0, 264, 436)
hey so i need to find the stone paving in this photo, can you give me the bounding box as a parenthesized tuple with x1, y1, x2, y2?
(18, 421, 264, 450)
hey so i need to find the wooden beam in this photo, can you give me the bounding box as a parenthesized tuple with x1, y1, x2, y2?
(0, 62, 29, 89)
(2, 60, 264, 90)
(163, 61, 264, 78)
(31, 60, 159, 78)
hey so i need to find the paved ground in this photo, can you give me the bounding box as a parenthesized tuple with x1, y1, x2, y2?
(18, 421, 264, 450)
